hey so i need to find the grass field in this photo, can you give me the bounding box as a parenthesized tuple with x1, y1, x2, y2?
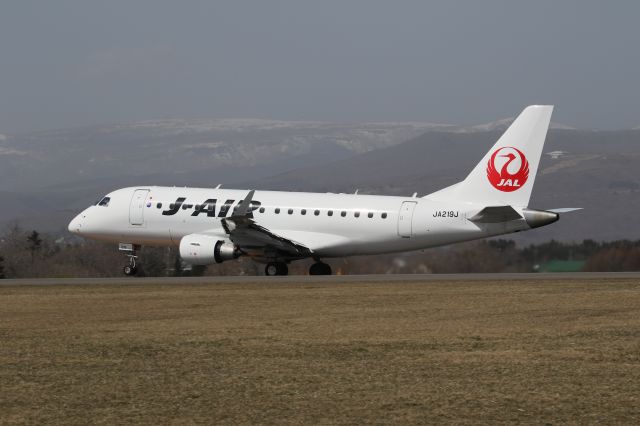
(1, 278, 640, 424)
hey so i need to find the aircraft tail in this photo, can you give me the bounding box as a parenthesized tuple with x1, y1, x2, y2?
(426, 105, 553, 207)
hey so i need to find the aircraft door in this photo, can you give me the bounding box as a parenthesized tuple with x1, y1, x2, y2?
(129, 189, 150, 226)
(398, 201, 417, 237)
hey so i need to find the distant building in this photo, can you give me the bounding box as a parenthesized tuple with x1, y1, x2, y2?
(546, 150, 567, 159)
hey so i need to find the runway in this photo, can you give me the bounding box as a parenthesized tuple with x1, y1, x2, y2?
(1, 271, 639, 286)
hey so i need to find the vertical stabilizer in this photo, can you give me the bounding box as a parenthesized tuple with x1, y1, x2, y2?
(426, 105, 553, 207)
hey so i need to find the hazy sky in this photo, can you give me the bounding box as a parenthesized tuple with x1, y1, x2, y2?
(1, 1, 639, 132)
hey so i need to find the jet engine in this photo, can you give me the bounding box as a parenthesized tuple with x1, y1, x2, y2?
(179, 234, 240, 265)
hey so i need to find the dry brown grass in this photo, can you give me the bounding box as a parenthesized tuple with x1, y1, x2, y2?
(1, 278, 640, 424)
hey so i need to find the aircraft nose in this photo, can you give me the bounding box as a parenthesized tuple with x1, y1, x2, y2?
(68, 213, 84, 234)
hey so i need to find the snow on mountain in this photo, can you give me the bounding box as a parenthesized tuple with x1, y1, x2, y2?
(456, 117, 575, 133)
(0, 115, 587, 194)
(0, 120, 450, 192)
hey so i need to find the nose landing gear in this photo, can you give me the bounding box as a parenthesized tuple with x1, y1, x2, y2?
(123, 255, 138, 276)
(119, 243, 140, 276)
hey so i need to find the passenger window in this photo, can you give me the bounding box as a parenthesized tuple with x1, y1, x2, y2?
(98, 197, 111, 207)
(368, 212, 374, 218)
(288, 209, 293, 214)
(259, 207, 265, 213)
(275, 208, 280, 214)
(314, 210, 320, 216)
(381, 212, 387, 219)
(301, 209, 307, 215)
(341, 211, 346, 217)
(328, 211, 333, 216)
(354, 212, 360, 218)
(156, 202, 162, 209)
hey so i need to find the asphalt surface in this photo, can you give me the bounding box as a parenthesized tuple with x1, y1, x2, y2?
(1, 272, 639, 286)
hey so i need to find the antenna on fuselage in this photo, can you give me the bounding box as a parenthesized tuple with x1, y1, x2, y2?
(412, 192, 418, 198)
(354, 189, 359, 194)
(215, 184, 222, 189)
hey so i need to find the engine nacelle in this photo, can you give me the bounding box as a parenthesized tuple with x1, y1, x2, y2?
(179, 234, 240, 265)
(523, 208, 559, 229)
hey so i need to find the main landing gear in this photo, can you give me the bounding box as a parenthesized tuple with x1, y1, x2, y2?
(264, 261, 333, 276)
(119, 243, 139, 276)
(265, 262, 288, 276)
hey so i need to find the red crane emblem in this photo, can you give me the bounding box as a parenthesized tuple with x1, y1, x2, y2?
(486, 147, 529, 192)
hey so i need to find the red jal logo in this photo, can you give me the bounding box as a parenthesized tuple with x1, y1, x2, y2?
(486, 147, 529, 192)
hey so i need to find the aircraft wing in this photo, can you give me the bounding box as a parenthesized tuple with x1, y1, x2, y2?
(221, 215, 313, 258)
(220, 190, 313, 258)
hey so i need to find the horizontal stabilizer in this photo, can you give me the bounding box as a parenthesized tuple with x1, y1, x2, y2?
(547, 208, 583, 214)
(468, 206, 522, 223)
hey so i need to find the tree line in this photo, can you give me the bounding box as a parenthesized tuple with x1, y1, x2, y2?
(0, 224, 638, 278)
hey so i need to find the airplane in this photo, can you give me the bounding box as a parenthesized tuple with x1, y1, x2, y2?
(68, 105, 580, 276)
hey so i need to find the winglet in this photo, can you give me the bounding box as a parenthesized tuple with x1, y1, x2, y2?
(234, 190, 255, 217)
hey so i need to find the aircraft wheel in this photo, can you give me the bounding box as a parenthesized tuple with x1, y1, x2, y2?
(309, 262, 332, 275)
(277, 262, 288, 276)
(265, 262, 288, 276)
(123, 265, 138, 276)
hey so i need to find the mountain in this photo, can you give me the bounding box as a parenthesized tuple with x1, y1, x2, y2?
(0, 119, 450, 192)
(0, 116, 573, 192)
(1, 119, 638, 243)
(456, 119, 575, 133)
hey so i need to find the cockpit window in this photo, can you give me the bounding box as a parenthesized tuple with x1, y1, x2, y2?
(97, 197, 111, 207)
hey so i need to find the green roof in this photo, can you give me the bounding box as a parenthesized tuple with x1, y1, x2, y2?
(535, 260, 585, 273)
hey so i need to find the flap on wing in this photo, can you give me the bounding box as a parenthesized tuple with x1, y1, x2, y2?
(468, 205, 523, 223)
(222, 216, 313, 257)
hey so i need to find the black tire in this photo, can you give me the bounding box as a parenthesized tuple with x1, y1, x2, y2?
(123, 265, 138, 276)
(309, 262, 332, 275)
(276, 263, 288, 276)
(265, 263, 279, 276)
(265, 262, 288, 276)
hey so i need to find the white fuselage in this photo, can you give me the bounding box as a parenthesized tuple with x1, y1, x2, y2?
(69, 186, 530, 258)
